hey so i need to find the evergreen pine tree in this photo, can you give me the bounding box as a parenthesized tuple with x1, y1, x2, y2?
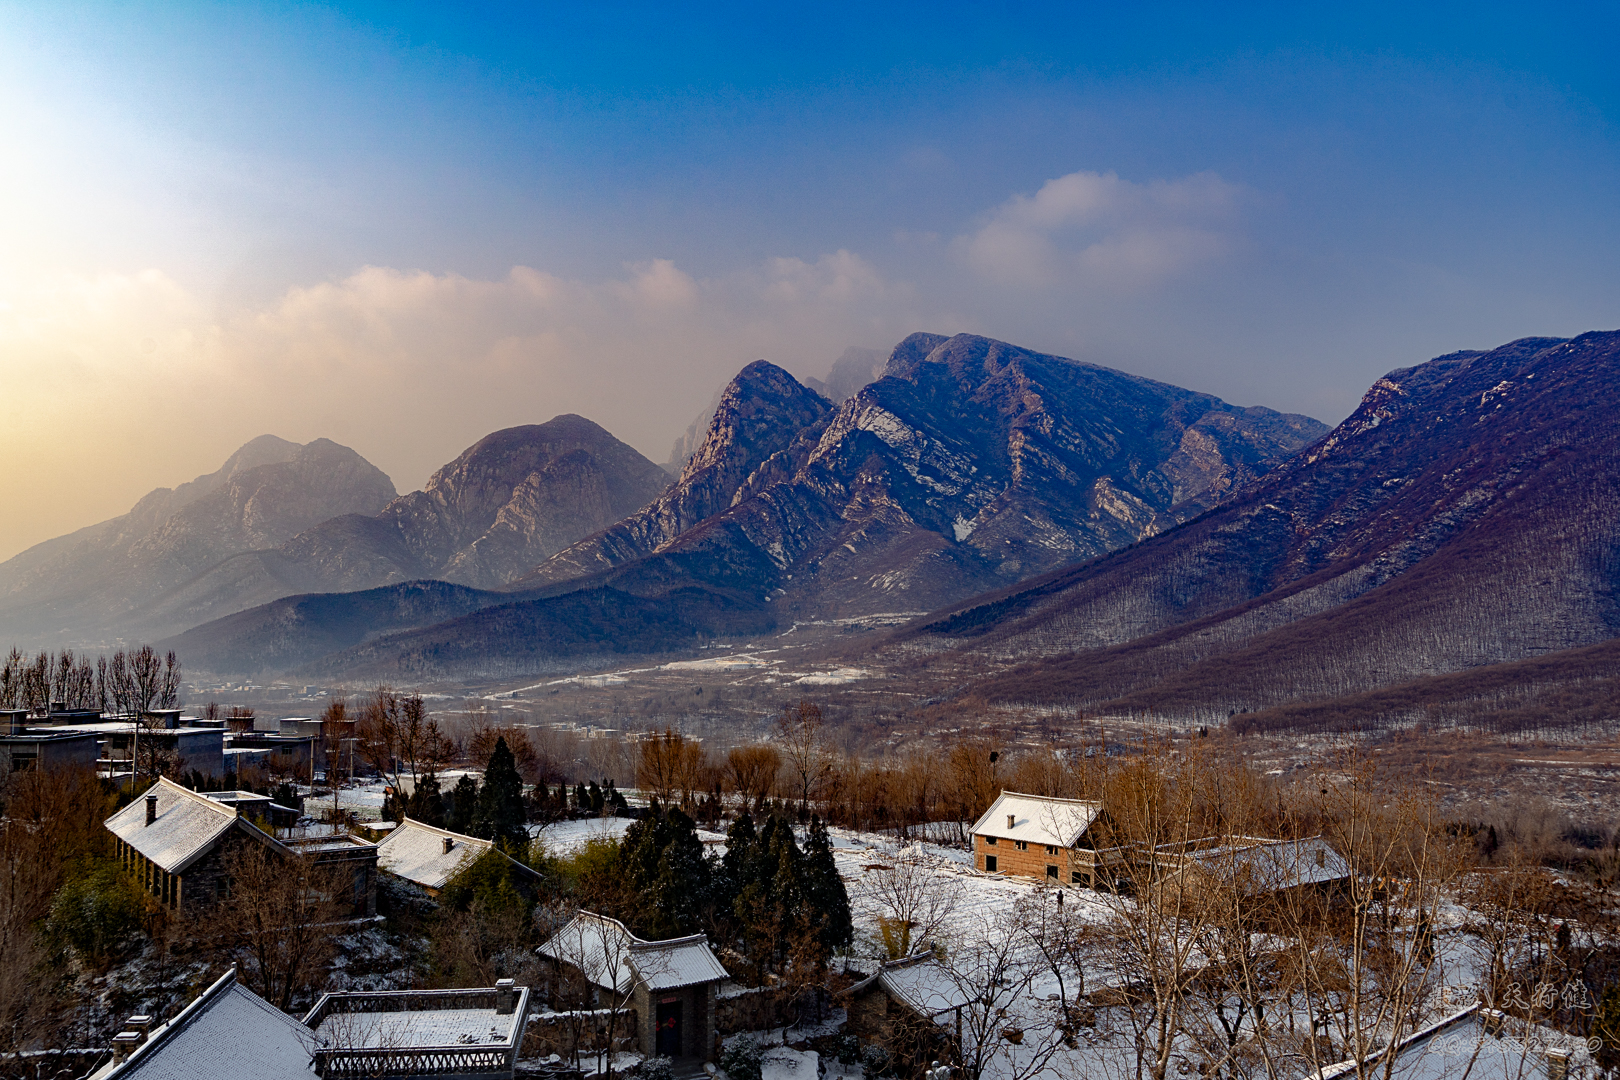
(406, 773, 447, 828)
(574, 782, 589, 813)
(621, 804, 713, 938)
(803, 815, 852, 950)
(588, 780, 604, 814)
(447, 775, 479, 833)
(472, 737, 528, 848)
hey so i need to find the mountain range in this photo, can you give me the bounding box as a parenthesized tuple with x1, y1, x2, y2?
(165, 332, 1326, 678)
(896, 331, 1620, 724)
(0, 416, 668, 644)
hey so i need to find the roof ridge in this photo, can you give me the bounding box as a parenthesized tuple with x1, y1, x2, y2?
(112, 966, 239, 1074)
(393, 817, 490, 845)
(154, 776, 240, 820)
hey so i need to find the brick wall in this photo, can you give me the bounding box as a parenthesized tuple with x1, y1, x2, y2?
(972, 835, 1102, 885)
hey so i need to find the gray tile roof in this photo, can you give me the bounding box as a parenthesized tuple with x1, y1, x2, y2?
(88, 969, 317, 1080)
(630, 935, 731, 991)
(104, 777, 275, 874)
(538, 912, 729, 993)
(864, 954, 974, 1020)
(374, 818, 491, 890)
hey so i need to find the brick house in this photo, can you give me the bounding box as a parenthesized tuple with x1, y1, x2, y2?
(969, 791, 1121, 887)
(538, 911, 729, 1063)
(105, 776, 378, 917)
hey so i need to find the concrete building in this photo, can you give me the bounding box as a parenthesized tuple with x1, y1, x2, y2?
(0, 709, 103, 773)
(91, 966, 531, 1080)
(538, 911, 730, 1064)
(969, 791, 1122, 886)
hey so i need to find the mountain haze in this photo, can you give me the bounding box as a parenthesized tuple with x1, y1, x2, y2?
(0, 437, 397, 644)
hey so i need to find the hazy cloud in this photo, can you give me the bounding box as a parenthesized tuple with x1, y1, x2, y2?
(0, 253, 932, 560)
(955, 170, 1243, 289)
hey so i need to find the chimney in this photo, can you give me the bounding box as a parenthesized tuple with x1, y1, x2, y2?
(146, 794, 158, 825)
(1007, 814, 1016, 829)
(1547, 1048, 1571, 1080)
(49, 699, 65, 715)
(495, 979, 516, 1015)
(110, 1032, 141, 1063)
(126, 1016, 152, 1043)
(443, 836, 455, 854)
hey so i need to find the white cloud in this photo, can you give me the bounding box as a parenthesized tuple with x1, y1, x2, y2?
(955, 170, 1243, 289)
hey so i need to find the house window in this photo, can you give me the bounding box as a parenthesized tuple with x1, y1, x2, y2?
(985, 855, 997, 873)
(1046, 865, 1058, 880)
(1046, 845, 1056, 855)
(1015, 840, 1028, 851)
(1071, 870, 1086, 885)
(984, 836, 997, 846)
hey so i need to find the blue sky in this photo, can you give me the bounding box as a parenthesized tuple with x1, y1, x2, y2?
(1, 2, 1617, 557)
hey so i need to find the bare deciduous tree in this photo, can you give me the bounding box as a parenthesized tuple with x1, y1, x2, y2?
(776, 699, 832, 815)
(727, 744, 782, 815)
(224, 841, 352, 1010)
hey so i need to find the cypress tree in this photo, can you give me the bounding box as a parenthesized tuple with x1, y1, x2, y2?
(472, 737, 528, 848)
(447, 775, 479, 833)
(803, 815, 852, 950)
(407, 773, 447, 828)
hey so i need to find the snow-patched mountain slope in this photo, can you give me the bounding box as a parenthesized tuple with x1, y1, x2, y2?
(905, 332, 1620, 721)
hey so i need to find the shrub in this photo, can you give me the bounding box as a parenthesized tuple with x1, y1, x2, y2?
(639, 1056, 675, 1080)
(859, 1044, 891, 1076)
(48, 861, 145, 961)
(722, 1039, 764, 1080)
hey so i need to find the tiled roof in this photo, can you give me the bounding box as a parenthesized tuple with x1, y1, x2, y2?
(970, 791, 1102, 849)
(88, 969, 317, 1080)
(539, 913, 729, 993)
(630, 935, 731, 990)
(864, 954, 974, 1020)
(1171, 835, 1351, 893)
(374, 818, 491, 890)
(105, 777, 276, 874)
(309, 999, 525, 1049)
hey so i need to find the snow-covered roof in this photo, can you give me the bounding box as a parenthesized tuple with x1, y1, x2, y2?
(970, 791, 1102, 849)
(1315, 1005, 1591, 1079)
(538, 912, 728, 994)
(307, 991, 529, 1050)
(104, 777, 279, 874)
(630, 935, 731, 990)
(853, 953, 974, 1021)
(1167, 835, 1351, 893)
(89, 968, 317, 1080)
(374, 818, 491, 890)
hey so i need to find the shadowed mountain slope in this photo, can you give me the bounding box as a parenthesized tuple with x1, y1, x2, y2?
(901, 331, 1620, 723)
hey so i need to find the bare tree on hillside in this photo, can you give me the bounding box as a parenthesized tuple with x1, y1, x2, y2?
(727, 744, 782, 814)
(777, 699, 832, 815)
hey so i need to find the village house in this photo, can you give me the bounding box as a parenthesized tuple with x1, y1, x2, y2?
(844, 952, 973, 1070)
(374, 817, 545, 898)
(969, 791, 1122, 887)
(1148, 834, 1351, 907)
(91, 965, 531, 1080)
(105, 776, 378, 917)
(538, 911, 730, 1064)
